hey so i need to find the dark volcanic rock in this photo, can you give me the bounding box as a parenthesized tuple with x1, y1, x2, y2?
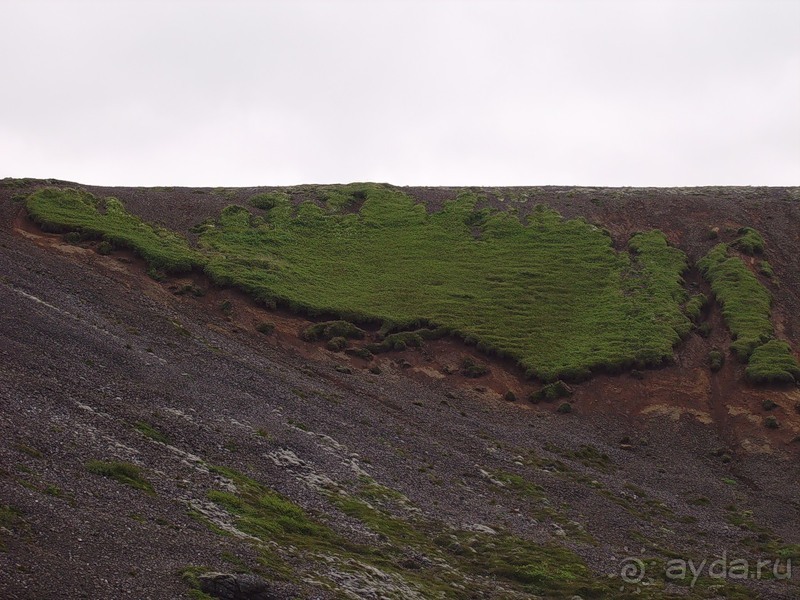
(199, 572, 284, 600)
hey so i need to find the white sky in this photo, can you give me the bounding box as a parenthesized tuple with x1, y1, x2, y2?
(1, 0, 798, 187)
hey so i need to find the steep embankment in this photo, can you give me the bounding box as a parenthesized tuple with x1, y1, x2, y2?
(1, 179, 800, 599)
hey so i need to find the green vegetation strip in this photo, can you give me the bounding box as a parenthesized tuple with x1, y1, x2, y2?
(26, 188, 202, 274)
(205, 465, 644, 598)
(27, 185, 695, 380)
(698, 240, 799, 382)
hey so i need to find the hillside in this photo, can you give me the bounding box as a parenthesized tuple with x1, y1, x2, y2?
(1, 178, 800, 599)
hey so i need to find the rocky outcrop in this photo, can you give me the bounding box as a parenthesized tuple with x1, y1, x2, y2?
(199, 572, 287, 600)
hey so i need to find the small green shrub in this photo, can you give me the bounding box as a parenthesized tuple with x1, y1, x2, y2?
(758, 261, 775, 279)
(504, 390, 517, 402)
(220, 300, 233, 316)
(684, 293, 707, 322)
(556, 402, 573, 414)
(345, 347, 373, 361)
(147, 267, 166, 281)
(416, 326, 450, 341)
(530, 380, 573, 403)
(761, 399, 778, 411)
(746, 340, 800, 384)
(301, 320, 365, 342)
(43, 485, 62, 497)
(256, 321, 275, 335)
(733, 227, 765, 255)
(250, 191, 290, 212)
(175, 283, 205, 297)
(15, 443, 43, 458)
(383, 331, 423, 349)
(0, 504, 22, 529)
(709, 349, 725, 372)
(326, 336, 348, 352)
(86, 460, 154, 493)
(97, 240, 113, 255)
(366, 331, 425, 353)
(695, 322, 713, 338)
(764, 416, 779, 429)
(64, 231, 81, 244)
(189, 218, 215, 234)
(179, 566, 214, 599)
(461, 357, 490, 378)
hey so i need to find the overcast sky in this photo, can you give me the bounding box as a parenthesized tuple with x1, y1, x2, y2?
(1, 0, 798, 187)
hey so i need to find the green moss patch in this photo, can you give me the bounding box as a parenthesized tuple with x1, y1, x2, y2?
(27, 186, 693, 381)
(201, 189, 691, 380)
(733, 227, 765, 255)
(26, 188, 202, 274)
(699, 242, 799, 383)
(746, 340, 800, 384)
(698, 244, 773, 360)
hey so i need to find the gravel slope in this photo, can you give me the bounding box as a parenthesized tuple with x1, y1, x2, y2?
(1, 180, 799, 599)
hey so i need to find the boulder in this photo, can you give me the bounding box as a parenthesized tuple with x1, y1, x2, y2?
(198, 572, 274, 600)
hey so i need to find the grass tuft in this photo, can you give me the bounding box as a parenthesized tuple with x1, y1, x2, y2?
(683, 293, 707, 322)
(326, 336, 348, 352)
(758, 260, 775, 279)
(461, 356, 490, 378)
(734, 227, 765, 255)
(708, 349, 725, 372)
(301, 320, 365, 342)
(86, 460, 155, 494)
(134, 421, 169, 444)
(530, 380, 573, 403)
(255, 321, 275, 335)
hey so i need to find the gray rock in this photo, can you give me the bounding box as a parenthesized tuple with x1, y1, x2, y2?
(198, 572, 275, 600)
